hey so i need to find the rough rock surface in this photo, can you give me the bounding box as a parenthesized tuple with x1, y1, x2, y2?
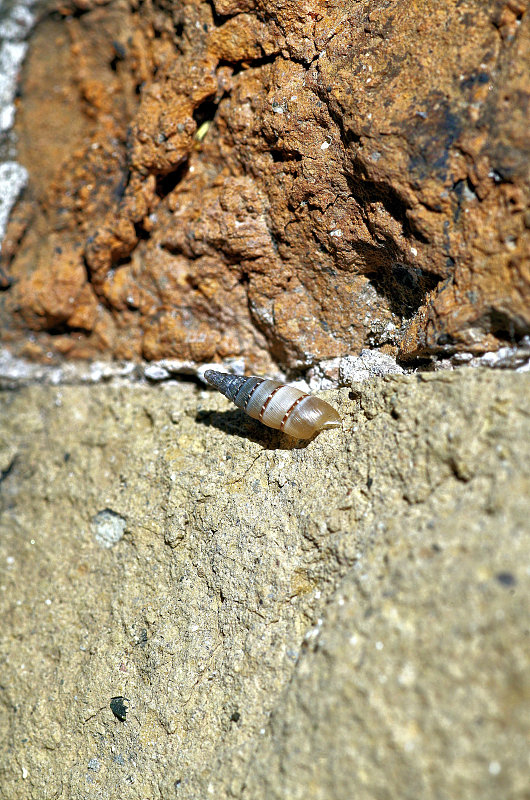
(0, 369, 528, 798)
(0, 0, 529, 368)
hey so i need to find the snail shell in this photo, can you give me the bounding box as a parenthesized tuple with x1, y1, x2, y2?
(204, 370, 341, 439)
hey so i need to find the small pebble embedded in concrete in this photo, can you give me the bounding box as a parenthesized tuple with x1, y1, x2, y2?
(110, 696, 129, 721)
(92, 509, 126, 548)
(495, 572, 516, 587)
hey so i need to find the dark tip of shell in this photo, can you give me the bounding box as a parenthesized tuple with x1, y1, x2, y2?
(203, 369, 221, 387)
(204, 370, 248, 402)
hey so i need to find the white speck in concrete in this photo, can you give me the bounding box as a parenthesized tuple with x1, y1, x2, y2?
(92, 509, 127, 548)
(397, 662, 417, 687)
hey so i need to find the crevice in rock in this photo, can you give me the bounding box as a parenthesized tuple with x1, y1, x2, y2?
(366, 262, 441, 318)
(270, 147, 302, 163)
(155, 161, 189, 199)
(237, 269, 249, 287)
(206, 1, 236, 28)
(217, 52, 278, 75)
(48, 6, 90, 21)
(109, 40, 127, 72)
(451, 177, 478, 223)
(478, 309, 527, 344)
(133, 220, 151, 242)
(0, 265, 13, 290)
(46, 321, 92, 337)
(193, 97, 219, 129)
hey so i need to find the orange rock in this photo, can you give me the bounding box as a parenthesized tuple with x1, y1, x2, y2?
(67, 284, 99, 331)
(11, 241, 86, 330)
(2, 0, 528, 367)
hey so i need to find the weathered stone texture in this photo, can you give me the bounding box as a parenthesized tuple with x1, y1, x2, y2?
(0, 0, 529, 367)
(0, 369, 529, 798)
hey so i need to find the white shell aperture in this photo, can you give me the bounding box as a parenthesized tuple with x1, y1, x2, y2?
(204, 371, 341, 439)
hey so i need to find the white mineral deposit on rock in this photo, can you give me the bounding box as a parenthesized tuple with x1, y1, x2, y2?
(339, 350, 406, 384)
(0, 161, 26, 251)
(0, 0, 36, 250)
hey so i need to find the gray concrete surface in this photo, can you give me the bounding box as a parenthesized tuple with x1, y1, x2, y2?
(0, 369, 528, 799)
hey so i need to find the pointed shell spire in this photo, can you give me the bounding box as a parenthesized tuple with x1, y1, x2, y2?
(203, 371, 248, 402)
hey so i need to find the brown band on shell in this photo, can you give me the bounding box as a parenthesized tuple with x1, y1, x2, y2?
(240, 377, 264, 412)
(279, 395, 305, 431)
(258, 384, 283, 421)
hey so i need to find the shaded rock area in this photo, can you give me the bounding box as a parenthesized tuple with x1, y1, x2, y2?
(0, 0, 529, 369)
(0, 369, 529, 799)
